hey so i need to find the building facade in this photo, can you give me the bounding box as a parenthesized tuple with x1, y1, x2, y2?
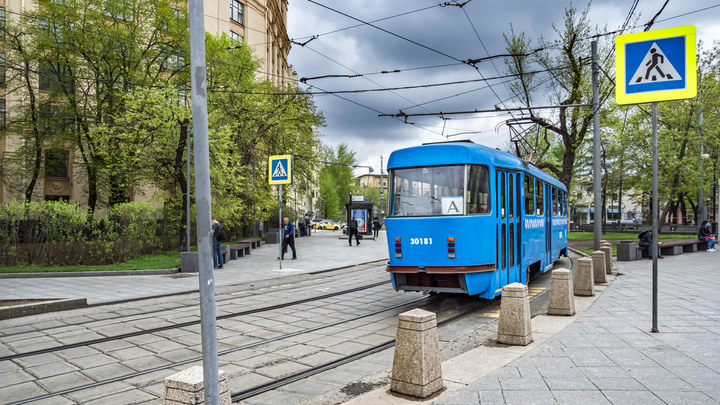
(0, 0, 292, 206)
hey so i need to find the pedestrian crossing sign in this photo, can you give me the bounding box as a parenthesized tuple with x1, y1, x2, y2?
(269, 155, 293, 185)
(615, 25, 696, 105)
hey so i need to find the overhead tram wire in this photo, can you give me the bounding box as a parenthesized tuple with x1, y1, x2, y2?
(301, 82, 445, 138)
(301, 46, 437, 115)
(644, 0, 670, 31)
(305, 0, 465, 64)
(291, 3, 442, 42)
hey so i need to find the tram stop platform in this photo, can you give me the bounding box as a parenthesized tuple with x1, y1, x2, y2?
(341, 250, 720, 405)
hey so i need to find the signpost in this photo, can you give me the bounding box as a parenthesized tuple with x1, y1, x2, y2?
(269, 155, 293, 269)
(615, 26, 696, 334)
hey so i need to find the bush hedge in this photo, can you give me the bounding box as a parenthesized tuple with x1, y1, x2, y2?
(0, 201, 165, 267)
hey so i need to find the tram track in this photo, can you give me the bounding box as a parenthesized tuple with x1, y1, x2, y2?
(7, 295, 430, 405)
(0, 279, 391, 362)
(0, 259, 389, 339)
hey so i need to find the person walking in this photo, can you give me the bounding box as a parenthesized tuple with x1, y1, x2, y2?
(211, 218, 224, 269)
(281, 217, 297, 260)
(348, 216, 360, 246)
(372, 217, 381, 238)
(698, 220, 716, 252)
(638, 229, 664, 259)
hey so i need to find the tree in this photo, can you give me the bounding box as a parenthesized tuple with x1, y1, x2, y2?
(503, 4, 614, 190)
(317, 144, 356, 219)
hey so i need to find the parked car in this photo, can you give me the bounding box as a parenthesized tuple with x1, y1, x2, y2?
(317, 221, 340, 230)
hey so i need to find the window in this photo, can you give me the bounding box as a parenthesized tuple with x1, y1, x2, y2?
(0, 7, 5, 37)
(524, 175, 534, 215)
(466, 165, 490, 215)
(508, 174, 514, 219)
(390, 165, 464, 216)
(0, 53, 4, 87)
(0, 99, 5, 130)
(45, 195, 70, 202)
(230, 31, 243, 44)
(45, 149, 69, 178)
(105, 0, 134, 21)
(536, 181, 544, 216)
(38, 62, 74, 92)
(500, 174, 506, 219)
(552, 187, 558, 215)
(38, 105, 75, 134)
(230, 0, 243, 24)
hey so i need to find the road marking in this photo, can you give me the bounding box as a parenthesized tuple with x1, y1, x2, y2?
(231, 291, 247, 295)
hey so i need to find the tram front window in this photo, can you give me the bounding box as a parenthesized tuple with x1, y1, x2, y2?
(390, 166, 465, 216)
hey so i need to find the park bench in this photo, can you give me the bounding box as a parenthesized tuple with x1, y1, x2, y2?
(242, 238, 262, 249)
(230, 242, 252, 258)
(619, 239, 711, 261)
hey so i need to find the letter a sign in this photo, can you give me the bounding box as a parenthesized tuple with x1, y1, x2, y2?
(269, 155, 293, 185)
(615, 25, 696, 105)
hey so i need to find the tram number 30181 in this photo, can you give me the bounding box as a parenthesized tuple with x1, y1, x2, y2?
(410, 238, 433, 245)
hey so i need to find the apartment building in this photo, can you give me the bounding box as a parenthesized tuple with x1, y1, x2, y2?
(0, 0, 292, 206)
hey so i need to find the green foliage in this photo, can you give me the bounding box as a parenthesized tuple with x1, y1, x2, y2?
(317, 144, 357, 219)
(0, 200, 164, 267)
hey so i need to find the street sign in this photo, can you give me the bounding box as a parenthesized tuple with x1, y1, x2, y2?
(268, 155, 293, 185)
(615, 25, 696, 105)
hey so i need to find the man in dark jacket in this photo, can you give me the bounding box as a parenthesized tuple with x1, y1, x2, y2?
(372, 217, 381, 238)
(211, 218, 224, 269)
(281, 217, 297, 260)
(348, 217, 360, 246)
(639, 229, 664, 259)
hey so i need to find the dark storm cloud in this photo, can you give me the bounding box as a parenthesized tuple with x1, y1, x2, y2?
(285, 0, 720, 172)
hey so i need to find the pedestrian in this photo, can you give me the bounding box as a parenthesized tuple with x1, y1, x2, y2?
(698, 220, 716, 252)
(638, 228, 664, 259)
(372, 217, 380, 238)
(348, 216, 360, 246)
(211, 218, 224, 269)
(280, 217, 297, 260)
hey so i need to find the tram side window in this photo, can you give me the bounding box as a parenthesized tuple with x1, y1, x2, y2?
(524, 176, 534, 215)
(508, 174, 514, 219)
(466, 165, 490, 215)
(536, 181, 544, 216)
(552, 187, 558, 216)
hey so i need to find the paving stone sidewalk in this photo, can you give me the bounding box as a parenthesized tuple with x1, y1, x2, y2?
(434, 253, 720, 405)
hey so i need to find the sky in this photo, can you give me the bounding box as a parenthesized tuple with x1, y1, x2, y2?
(284, 0, 720, 177)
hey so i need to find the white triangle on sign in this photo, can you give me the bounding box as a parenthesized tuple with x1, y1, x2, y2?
(629, 42, 681, 85)
(273, 161, 287, 178)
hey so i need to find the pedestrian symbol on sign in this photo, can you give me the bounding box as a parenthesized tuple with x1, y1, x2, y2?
(629, 42, 681, 85)
(273, 161, 287, 178)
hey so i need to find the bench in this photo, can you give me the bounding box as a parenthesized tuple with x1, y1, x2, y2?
(630, 239, 709, 259)
(230, 242, 252, 258)
(242, 238, 262, 249)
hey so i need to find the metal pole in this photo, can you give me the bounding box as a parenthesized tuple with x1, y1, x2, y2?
(592, 41, 601, 251)
(189, 0, 220, 401)
(278, 184, 282, 269)
(187, 129, 191, 253)
(652, 101, 659, 333)
(698, 112, 705, 224)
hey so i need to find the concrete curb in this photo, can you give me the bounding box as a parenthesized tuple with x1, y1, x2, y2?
(0, 298, 87, 320)
(0, 267, 181, 279)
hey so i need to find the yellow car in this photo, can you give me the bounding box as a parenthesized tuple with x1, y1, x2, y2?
(317, 221, 340, 230)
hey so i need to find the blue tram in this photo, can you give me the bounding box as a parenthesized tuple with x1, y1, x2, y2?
(385, 140, 568, 299)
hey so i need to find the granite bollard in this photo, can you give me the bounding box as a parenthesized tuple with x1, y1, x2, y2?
(391, 308, 443, 398)
(574, 257, 595, 296)
(592, 251, 607, 283)
(180, 252, 198, 273)
(548, 269, 575, 316)
(497, 283, 532, 345)
(165, 366, 230, 405)
(600, 244, 612, 274)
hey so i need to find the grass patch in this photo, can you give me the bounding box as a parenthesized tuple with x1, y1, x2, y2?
(580, 246, 617, 256)
(0, 251, 181, 273)
(569, 232, 697, 241)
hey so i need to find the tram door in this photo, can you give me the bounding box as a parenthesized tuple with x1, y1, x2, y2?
(545, 183, 552, 266)
(498, 170, 521, 285)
